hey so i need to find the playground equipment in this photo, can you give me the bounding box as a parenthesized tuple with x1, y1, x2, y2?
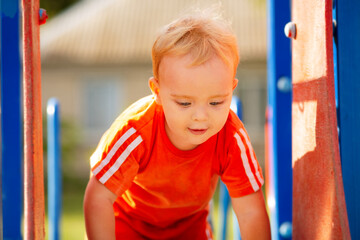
(1, 0, 360, 239)
(290, 0, 350, 238)
(1, 0, 22, 239)
(47, 98, 62, 240)
(23, 0, 46, 238)
(266, 0, 292, 239)
(267, 0, 359, 239)
(1, 0, 48, 238)
(335, 1, 360, 238)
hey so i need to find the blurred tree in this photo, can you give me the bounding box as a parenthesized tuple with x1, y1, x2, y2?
(40, 0, 80, 18)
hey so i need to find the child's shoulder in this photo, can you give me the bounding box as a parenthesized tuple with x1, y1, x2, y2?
(102, 95, 159, 143)
(90, 96, 159, 168)
(120, 95, 156, 118)
(114, 95, 158, 129)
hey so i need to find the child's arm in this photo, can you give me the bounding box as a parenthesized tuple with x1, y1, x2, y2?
(231, 190, 271, 240)
(84, 176, 118, 240)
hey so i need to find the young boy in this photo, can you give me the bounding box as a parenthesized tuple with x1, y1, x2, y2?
(84, 9, 270, 240)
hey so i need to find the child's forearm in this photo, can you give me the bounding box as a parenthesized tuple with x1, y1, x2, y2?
(236, 210, 271, 240)
(84, 176, 117, 240)
(232, 191, 271, 240)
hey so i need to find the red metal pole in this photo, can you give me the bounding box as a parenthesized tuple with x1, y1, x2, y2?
(22, 0, 45, 238)
(291, 0, 350, 239)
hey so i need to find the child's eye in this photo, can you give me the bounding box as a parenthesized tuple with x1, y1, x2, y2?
(210, 101, 223, 106)
(176, 101, 191, 107)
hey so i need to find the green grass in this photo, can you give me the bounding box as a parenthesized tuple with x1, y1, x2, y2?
(61, 192, 86, 240)
(45, 194, 86, 240)
(45, 177, 87, 240)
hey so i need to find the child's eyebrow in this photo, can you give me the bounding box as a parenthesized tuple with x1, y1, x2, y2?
(209, 93, 231, 98)
(170, 94, 192, 99)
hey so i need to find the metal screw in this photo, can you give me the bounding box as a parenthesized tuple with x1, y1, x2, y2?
(284, 22, 296, 39)
(279, 222, 292, 239)
(277, 76, 292, 93)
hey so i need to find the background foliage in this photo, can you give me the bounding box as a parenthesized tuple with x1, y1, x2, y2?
(40, 0, 80, 18)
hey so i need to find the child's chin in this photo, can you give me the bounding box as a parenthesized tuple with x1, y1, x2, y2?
(191, 136, 210, 146)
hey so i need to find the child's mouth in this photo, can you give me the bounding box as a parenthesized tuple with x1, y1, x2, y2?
(188, 128, 208, 135)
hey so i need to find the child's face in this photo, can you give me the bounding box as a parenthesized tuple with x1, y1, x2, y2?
(149, 54, 238, 151)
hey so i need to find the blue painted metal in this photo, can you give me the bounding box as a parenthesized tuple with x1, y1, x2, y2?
(266, 0, 292, 239)
(232, 209, 241, 239)
(218, 96, 242, 240)
(336, 0, 360, 238)
(332, 0, 338, 111)
(47, 98, 62, 240)
(219, 181, 230, 240)
(0, 1, 23, 239)
(230, 96, 243, 121)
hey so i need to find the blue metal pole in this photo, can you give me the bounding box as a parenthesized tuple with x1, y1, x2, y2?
(231, 96, 242, 240)
(219, 180, 230, 240)
(218, 96, 243, 240)
(336, 0, 360, 238)
(266, 0, 292, 239)
(0, 0, 23, 239)
(47, 98, 62, 240)
(332, 0, 338, 111)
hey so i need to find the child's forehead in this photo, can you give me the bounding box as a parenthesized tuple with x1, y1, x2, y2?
(161, 54, 199, 69)
(158, 54, 234, 93)
(159, 54, 231, 74)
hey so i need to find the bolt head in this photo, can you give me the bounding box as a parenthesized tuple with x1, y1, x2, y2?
(279, 222, 292, 238)
(284, 22, 296, 39)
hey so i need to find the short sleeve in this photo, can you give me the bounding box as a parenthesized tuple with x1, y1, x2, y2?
(90, 126, 144, 196)
(220, 126, 264, 198)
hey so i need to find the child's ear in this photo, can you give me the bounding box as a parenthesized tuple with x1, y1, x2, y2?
(232, 78, 238, 90)
(148, 77, 162, 105)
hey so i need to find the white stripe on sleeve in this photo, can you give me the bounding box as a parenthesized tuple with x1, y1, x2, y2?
(93, 127, 136, 175)
(234, 132, 260, 192)
(239, 128, 264, 185)
(99, 135, 143, 184)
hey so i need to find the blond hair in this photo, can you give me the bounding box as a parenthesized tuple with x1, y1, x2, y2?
(152, 8, 239, 79)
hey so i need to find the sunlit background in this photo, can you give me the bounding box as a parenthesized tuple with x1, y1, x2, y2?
(40, 0, 267, 239)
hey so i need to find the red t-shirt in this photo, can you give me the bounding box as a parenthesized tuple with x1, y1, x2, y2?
(90, 95, 264, 239)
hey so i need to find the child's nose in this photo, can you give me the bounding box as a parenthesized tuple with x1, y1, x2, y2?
(192, 106, 208, 121)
